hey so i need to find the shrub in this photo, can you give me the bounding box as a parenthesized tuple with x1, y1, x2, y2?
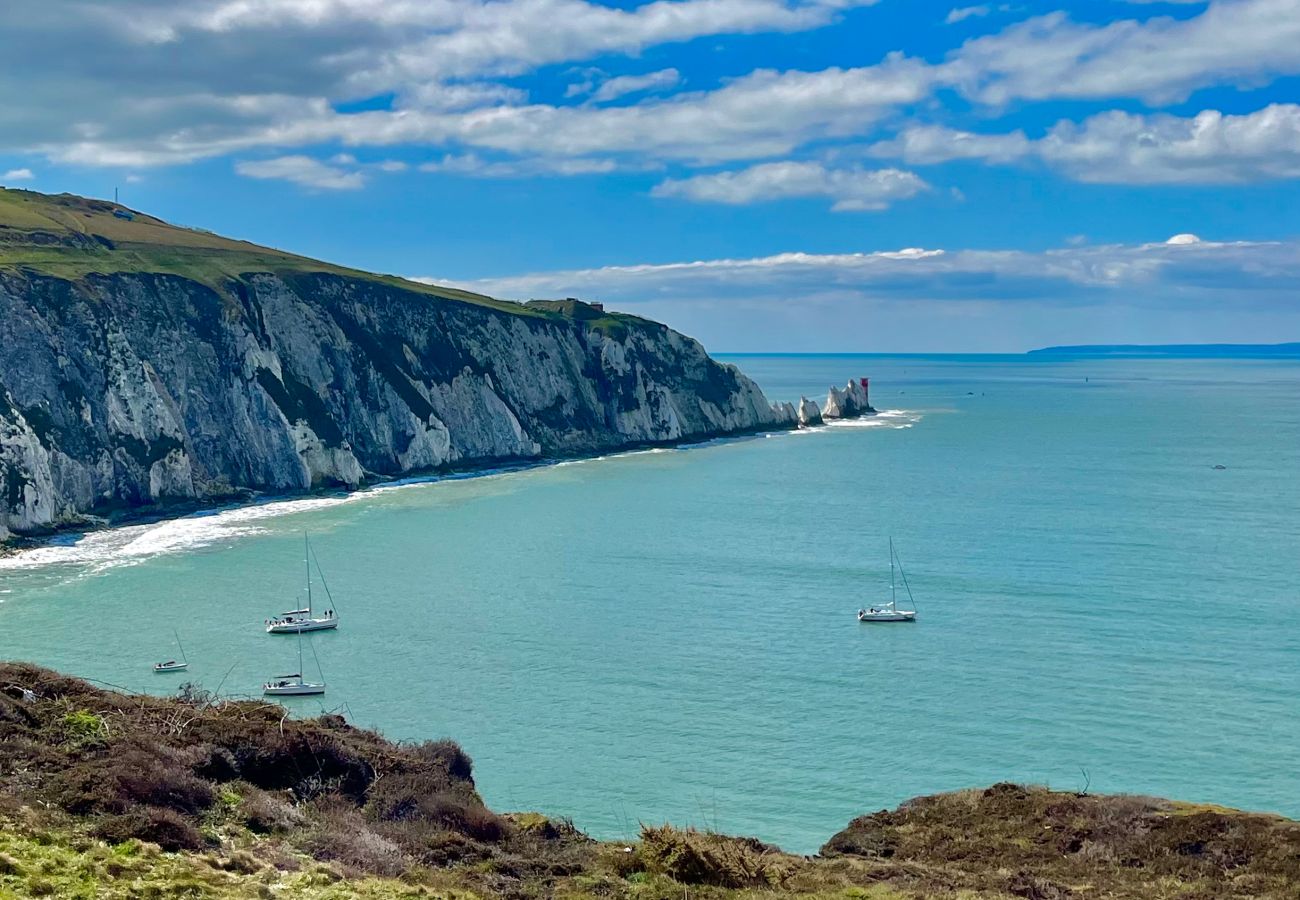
(639, 825, 801, 888)
(55, 744, 215, 818)
(239, 786, 304, 833)
(59, 709, 106, 747)
(366, 772, 506, 843)
(95, 806, 206, 852)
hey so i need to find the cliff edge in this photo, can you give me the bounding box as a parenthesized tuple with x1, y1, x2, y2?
(1, 664, 1297, 899)
(0, 189, 794, 540)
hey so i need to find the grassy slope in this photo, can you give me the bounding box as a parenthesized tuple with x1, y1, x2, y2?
(0, 188, 549, 319)
(1, 665, 1297, 899)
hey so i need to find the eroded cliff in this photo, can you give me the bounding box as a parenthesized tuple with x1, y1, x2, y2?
(0, 190, 794, 539)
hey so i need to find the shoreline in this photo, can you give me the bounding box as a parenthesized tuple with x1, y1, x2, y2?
(0, 417, 810, 558)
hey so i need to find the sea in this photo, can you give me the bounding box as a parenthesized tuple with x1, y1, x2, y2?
(1, 353, 1298, 854)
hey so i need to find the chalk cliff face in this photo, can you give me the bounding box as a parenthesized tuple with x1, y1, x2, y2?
(0, 270, 794, 539)
(822, 379, 875, 420)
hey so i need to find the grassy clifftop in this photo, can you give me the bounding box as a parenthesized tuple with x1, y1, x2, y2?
(0, 188, 565, 320)
(2, 664, 1298, 899)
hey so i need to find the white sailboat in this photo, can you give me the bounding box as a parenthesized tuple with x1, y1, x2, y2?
(153, 630, 190, 672)
(263, 624, 326, 696)
(266, 535, 339, 634)
(857, 538, 918, 623)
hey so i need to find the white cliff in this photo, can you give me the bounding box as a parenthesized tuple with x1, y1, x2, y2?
(822, 378, 876, 420)
(797, 397, 823, 427)
(0, 271, 797, 538)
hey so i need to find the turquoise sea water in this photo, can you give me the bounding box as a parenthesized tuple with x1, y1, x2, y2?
(2, 354, 1298, 854)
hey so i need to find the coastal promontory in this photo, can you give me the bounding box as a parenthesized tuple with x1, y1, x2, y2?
(0, 189, 797, 541)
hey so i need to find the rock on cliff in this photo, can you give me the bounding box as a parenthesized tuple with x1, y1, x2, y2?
(0, 269, 794, 538)
(797, 396, 823, 427)
(821, 379, 875, 420)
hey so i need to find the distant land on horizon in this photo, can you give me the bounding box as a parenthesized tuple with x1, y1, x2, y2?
(1028, 343, 1300, 358)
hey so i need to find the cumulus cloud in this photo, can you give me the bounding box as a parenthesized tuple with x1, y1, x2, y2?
(867, 124, 1030, 165)
(419, 154, 620, 177)
(0, 0, 879, 162)
(945, 6, 990, 24)
(246, 56, 939, 167)
(653, 162, 929, 210)
(3, 0, 1298, 182)
(589, 68, 682, 103)
(870, 104, 1300, 184)
(419, 237, 1300, 350)
(949, 0, 1300, 105)
(421, 239, 1300, 351)
(235, 155, 366, 190)
(439, 238, 1300, 303)
(1039, 105, 1300, 183)
(1, 168, 35, 181)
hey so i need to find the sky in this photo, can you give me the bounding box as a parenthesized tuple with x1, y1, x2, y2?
(2, 0, 1300, 351)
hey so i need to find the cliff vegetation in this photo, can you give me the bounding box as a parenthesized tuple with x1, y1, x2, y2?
(1, 664, 1297, 899)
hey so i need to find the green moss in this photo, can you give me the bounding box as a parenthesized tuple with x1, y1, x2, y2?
(0, 188, 542, 319)
(59, 709, 106, 748)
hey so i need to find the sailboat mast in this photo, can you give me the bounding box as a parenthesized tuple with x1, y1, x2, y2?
(174, 628, 187, 663)
(296, 624, 305, 680)
(304, 533, 312, 614)
(890, 537, 897, 610)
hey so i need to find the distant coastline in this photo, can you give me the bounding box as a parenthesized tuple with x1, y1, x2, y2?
(1028, 342, 1300, 358)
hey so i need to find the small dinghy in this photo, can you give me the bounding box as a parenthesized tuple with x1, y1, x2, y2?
(266, 535, 339, 633)
(153, 630, 190, 672)
(857, 538, 917, 623)
(264, 622, 326, 697)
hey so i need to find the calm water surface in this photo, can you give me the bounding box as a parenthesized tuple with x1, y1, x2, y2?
(2, 354, 1298, 853)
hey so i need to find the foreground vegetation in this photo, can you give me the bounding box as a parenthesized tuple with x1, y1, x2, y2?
(1, 663, 1297, 899)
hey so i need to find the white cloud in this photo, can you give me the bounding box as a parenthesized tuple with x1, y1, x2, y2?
(3, 0, 1299, 198)
(0, 0, 880, 166)
(440, 238, 1300, 302)
(1039, 105, 1300, 183)
(870, 104, 1300, 184)
(950, 1, 1300, 106)
(1, 167, 35, 181)
(867, 124, 1030, 164)
(945, 6, 990, 24)
(216, 56, 937, 169)
(590, 68, 682, 103)
(419, 154, 619, 177)
(653, 161, 929, 210)
(235, 155, 366, 189)
(421, 237, 1300, 351)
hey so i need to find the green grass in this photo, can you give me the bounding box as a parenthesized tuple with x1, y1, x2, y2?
(0, 188, 565, 320)
(0, 818, 467, 899)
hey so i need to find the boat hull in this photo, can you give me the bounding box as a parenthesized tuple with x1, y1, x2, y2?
(857, 612, 917, 623)
(153, 663, 189, 672)
(266, 618, 337, 634)
(263, 683, 326, 696)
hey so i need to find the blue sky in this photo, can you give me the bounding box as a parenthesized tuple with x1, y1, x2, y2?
(2, 0, 1300, 351)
